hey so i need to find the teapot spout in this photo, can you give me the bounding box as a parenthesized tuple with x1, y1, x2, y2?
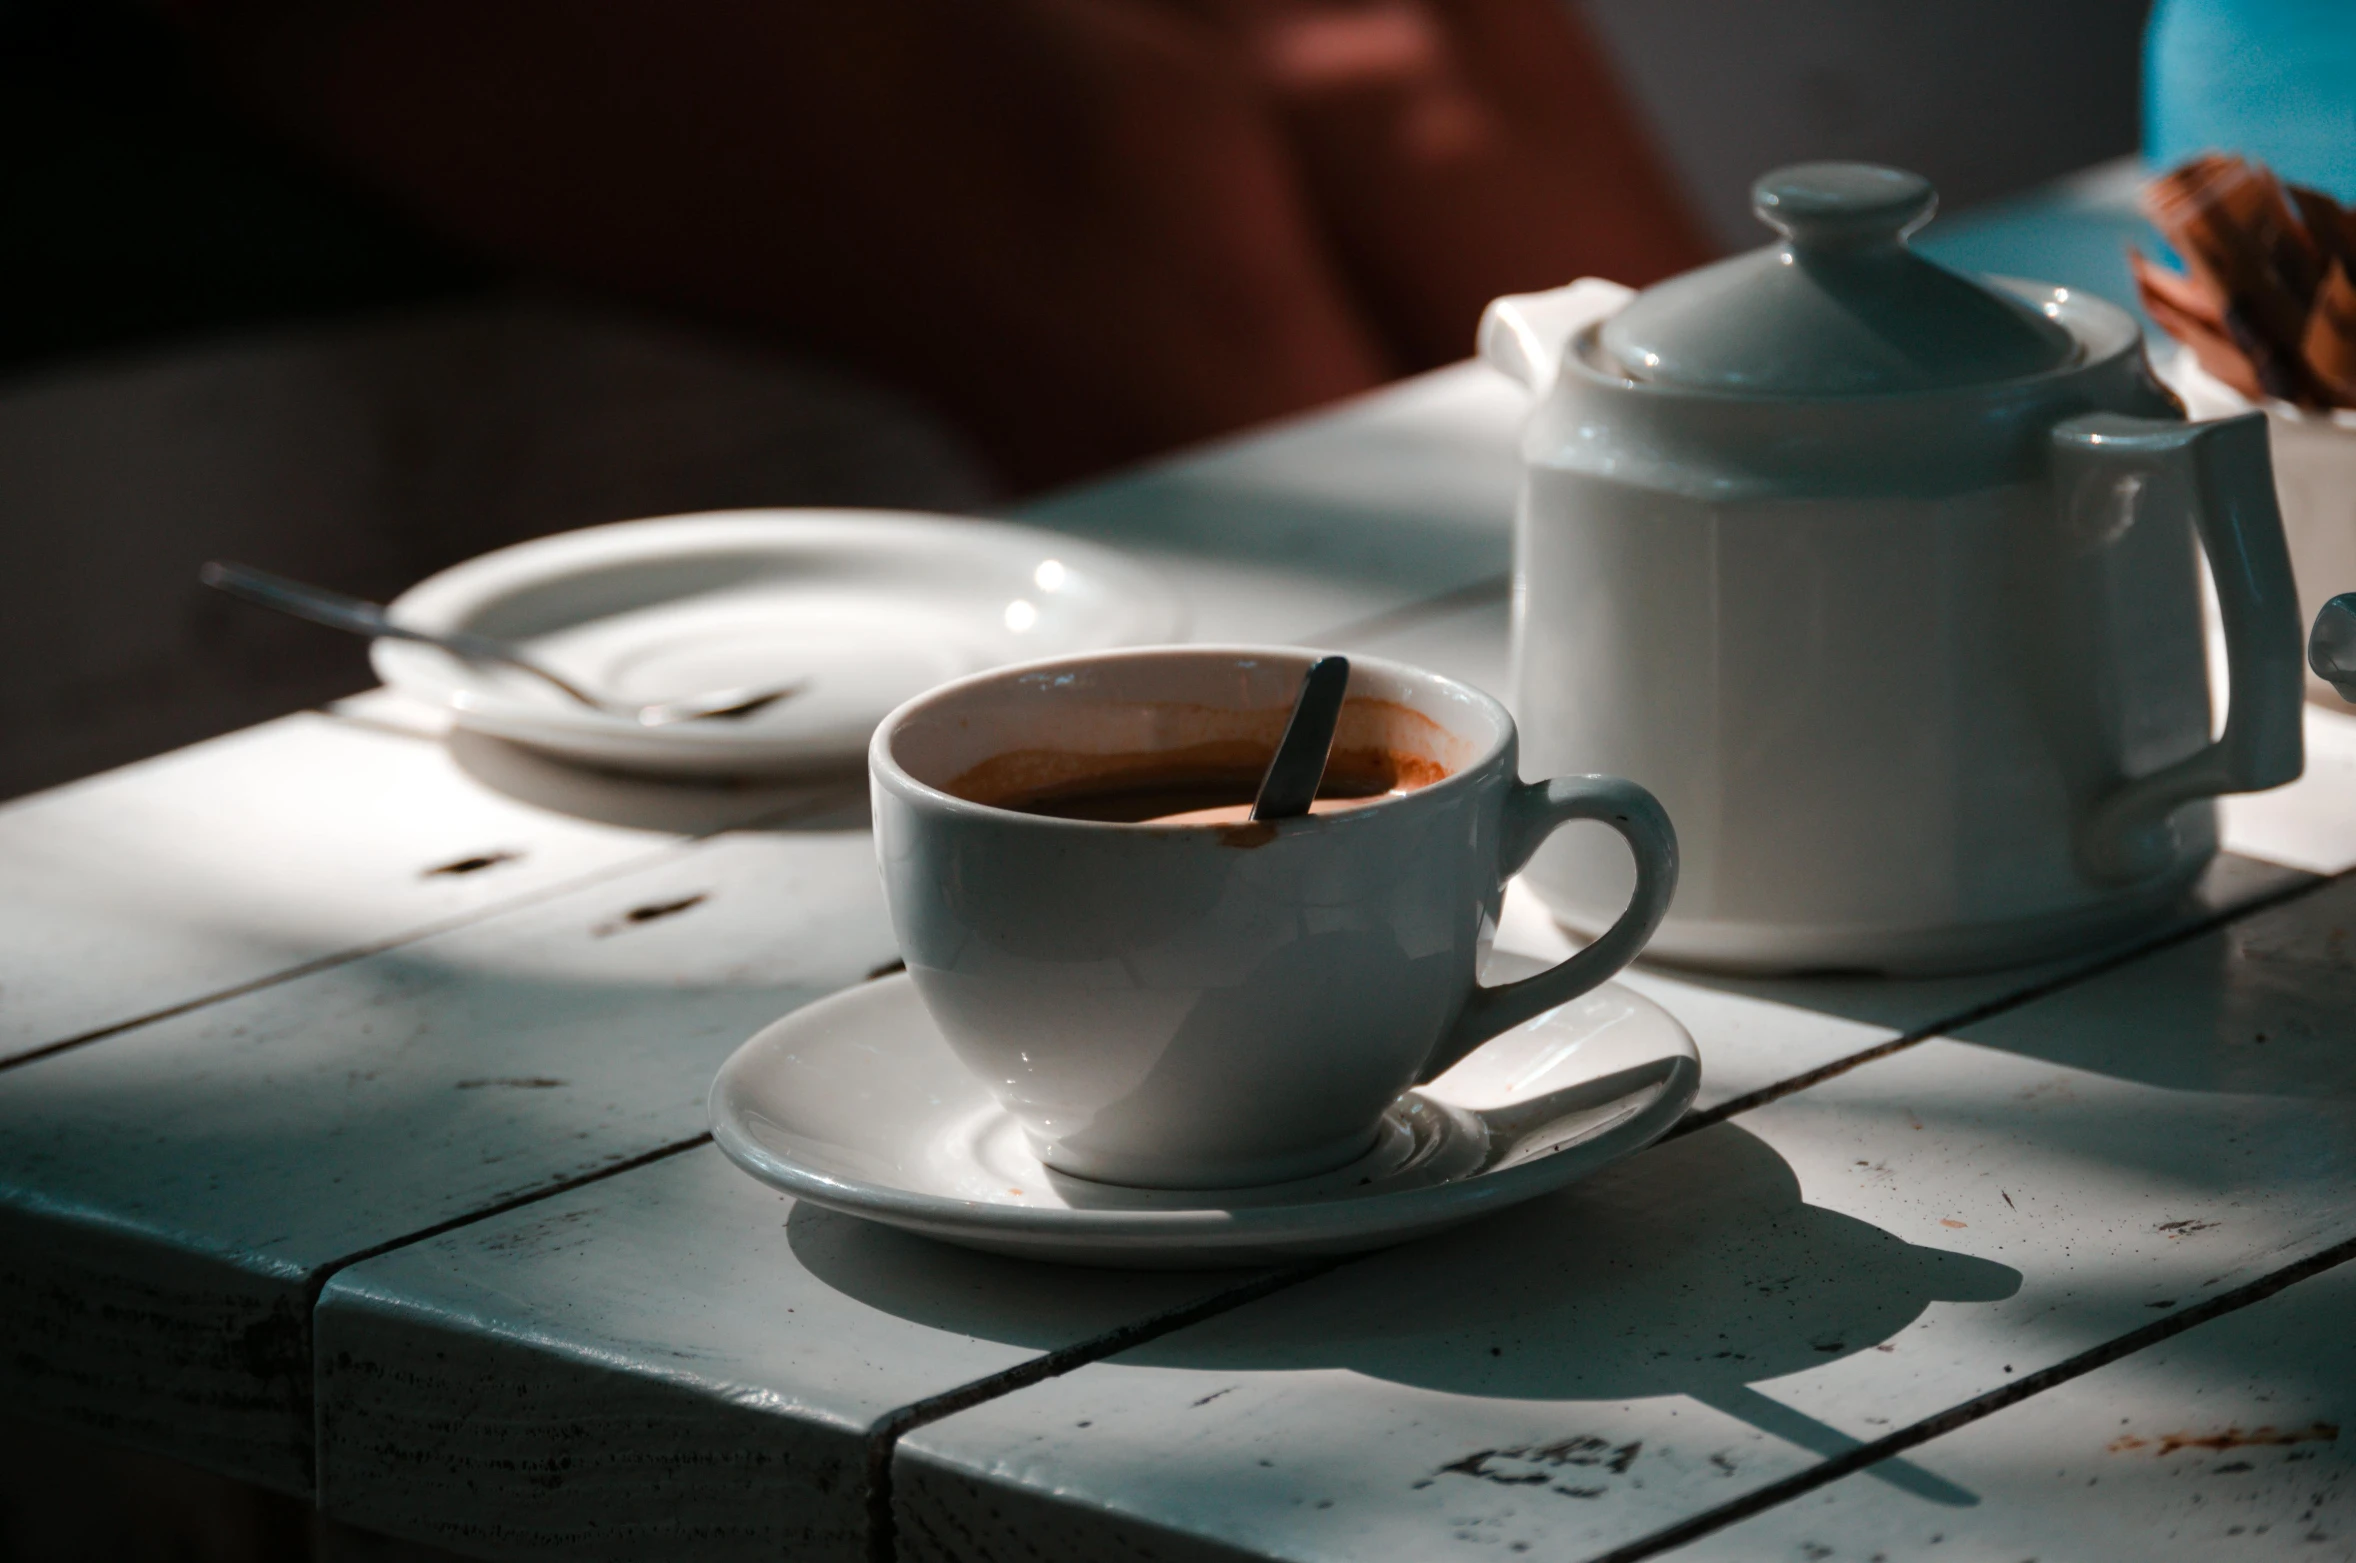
(1477, 278, 1635, 396)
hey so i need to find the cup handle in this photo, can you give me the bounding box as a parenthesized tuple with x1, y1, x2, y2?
(2050, 411, 2304, 884)
(1414, 775, 1678, 1085)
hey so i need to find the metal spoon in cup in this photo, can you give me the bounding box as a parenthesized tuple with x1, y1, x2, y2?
(1251, 654, 1351, 821)
(200, 561, 806, 728)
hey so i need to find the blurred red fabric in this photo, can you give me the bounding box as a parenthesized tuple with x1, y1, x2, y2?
(177, 0, 1709, 486)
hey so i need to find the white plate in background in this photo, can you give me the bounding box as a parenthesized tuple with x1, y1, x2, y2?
(373, 510, 1187, 774)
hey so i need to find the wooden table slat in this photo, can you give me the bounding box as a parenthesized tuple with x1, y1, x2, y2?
(317, 1146, 1238, 1563)
(0, 710, 826, 1065)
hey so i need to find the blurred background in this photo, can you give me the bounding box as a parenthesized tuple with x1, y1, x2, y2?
(1583, 0, 2153, 247)
(0, 0, 2161, 801)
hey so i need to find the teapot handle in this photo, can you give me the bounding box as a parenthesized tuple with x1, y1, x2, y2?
(1477, 279, 1636, 397)
(2051, 411, 2304, 884)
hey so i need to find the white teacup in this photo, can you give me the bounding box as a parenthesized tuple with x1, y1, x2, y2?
(869, 646, 1678, 1190)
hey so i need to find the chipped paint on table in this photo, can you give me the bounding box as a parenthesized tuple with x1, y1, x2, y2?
(1662, 1258, 2356, 1560)
(316, 1147, 1241, 1562)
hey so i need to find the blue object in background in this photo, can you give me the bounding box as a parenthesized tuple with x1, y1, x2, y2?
(1916, 161, 2157, 329)
(2146, 0, 2356, 198)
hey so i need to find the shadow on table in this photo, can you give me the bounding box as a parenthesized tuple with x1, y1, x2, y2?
(792, 1122, 2019, 1505)
(445, 727, 871, 835)
(1932, 866, 2356, 1098)
(1638, 854, 2309, 1035)
(1630, 853, 2356, 1105)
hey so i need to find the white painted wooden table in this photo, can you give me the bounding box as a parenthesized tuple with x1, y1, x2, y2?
(10, 177, 2356, 1562)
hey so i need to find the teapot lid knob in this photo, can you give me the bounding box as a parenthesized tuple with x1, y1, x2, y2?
(1752, 163, 1936, 250)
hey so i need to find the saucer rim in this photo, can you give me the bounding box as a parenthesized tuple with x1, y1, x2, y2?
(372, 508, 1188, 764)
(707, 972, 1699, 1249)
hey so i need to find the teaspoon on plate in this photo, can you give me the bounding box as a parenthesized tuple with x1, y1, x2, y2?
(201, 560, 807, 728)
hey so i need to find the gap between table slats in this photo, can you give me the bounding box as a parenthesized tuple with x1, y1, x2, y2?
(0, 773, 862, 1076)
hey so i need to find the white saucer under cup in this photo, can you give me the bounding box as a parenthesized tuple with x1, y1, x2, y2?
(707, 967, 1699, 1269)
(370, 509, 1185, 776)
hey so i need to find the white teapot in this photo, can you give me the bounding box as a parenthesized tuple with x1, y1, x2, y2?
(1479, 163, 2303, 974)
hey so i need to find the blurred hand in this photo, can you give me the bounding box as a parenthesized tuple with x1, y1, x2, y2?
(185, 0, 1707, 485)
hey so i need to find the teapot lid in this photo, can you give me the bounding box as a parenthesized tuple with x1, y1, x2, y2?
(1597, 163, 2076, 395)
